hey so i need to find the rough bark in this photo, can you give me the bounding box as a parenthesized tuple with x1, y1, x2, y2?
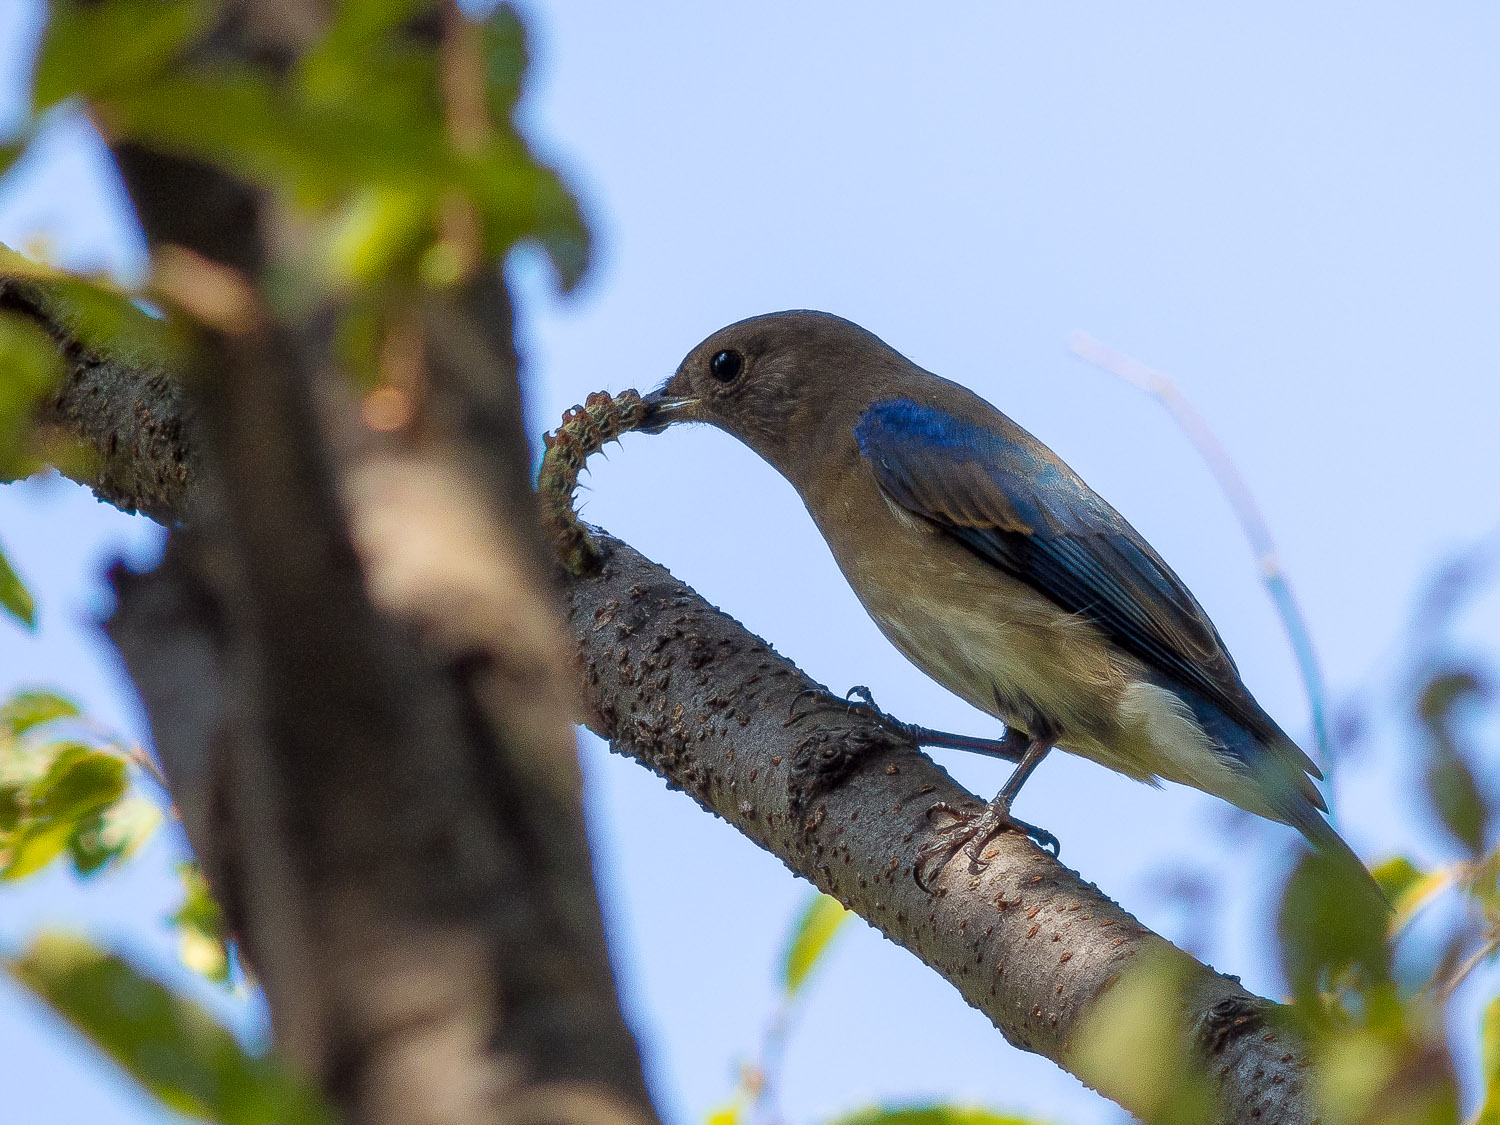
(2, 276, 198, 524)
(562, 534, 1313, 1124)
(65, 19, 659, 1117)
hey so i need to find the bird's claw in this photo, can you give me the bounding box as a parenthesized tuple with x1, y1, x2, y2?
(786, 684, 909, 733)
(785, 688, 825, 725)
(913, 800, 1060, 891)
(843, 685, 923, 737)
(787, 687, 858, 725)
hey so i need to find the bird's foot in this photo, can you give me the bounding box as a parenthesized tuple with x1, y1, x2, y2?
(788, 686, 1028, 763)
(843, 684, 908, 730)
(787, 684, 891, 725)
(913, 799, 1060, 891)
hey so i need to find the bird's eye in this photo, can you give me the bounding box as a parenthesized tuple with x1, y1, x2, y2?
(709, 349, 743, 382)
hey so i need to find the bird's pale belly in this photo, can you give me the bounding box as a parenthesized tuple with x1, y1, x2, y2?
(840, 538, 1148, 771)
(835, 542, 1262, 811)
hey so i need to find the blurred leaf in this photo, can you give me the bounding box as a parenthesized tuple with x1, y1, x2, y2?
(0, 138, 26, 180)
(5, 933, 329, 1124)
(705, 1099, 743, 1125)
(36, 746, 127, 824)
(826, 1106, 1046, 1125)
(1372, 855, 1425, 904)
(0, 689, 80, 736)
(1478, 996, 1500, 1125)
(1471, 848, 1500, 919)
(3, 818, 73, 879)
(2, 745, 127, 880)
(1279, 849, 1391, 1002)
(0, 785, 20, 831)
(0, 308, 66, 476)
(173, 863, 231, 984)
(298, 0, 431, 111)
(0, 544, 35, 629)
(33, 0, 210, 111)
(324, 186, 431, 287)
(780, 893, 851, 997)
(69, 797, 162, 876)
(1418, 670, 1492, 856)
(1420, 670, 1485, 727)
(1069, 951, 1212, 1124)
(481, 4, 528, 117)
(1370, 856, 1452, 933)
(1427, 753, 1486, 856)
(1313, 1020, 1458, 1125)
(54, 283, 175, 366)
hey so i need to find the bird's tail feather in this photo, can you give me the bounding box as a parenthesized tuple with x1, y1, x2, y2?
(1279, 794, 1389, 912)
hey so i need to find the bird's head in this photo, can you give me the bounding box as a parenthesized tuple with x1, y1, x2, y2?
(643, 310, 907, 474)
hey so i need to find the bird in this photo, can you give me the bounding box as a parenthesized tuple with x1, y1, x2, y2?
(642, 309, 1376, 897)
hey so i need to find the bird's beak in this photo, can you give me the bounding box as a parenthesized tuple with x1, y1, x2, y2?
(639, 385, 700, 434)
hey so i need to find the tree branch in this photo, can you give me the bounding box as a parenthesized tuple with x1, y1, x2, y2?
(561, 533, 1311, 1123)
(3, 286, 1317, 1125)
(1, 275, 199, 523)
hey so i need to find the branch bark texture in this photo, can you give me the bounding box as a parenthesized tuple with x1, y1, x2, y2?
(560, 534, 1313, 1124)
(1, 276, 198, 523)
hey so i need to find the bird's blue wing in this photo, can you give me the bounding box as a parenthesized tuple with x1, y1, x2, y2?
(854, 397, 1313, 770)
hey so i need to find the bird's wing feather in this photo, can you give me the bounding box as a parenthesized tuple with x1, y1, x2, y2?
(854, 397, 1316, 774)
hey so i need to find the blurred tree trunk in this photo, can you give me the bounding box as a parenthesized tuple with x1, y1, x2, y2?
(49, 8, 662, 1124)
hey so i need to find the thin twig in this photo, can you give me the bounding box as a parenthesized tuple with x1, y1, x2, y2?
(1436, 928, 1500, 1003)
(1067, 333, 1333, 774)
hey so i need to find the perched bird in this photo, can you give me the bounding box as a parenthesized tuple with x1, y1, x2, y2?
(644, 310, 1374, 894)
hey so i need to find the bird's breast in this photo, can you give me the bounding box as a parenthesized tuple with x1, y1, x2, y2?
(806, 482, 1127, 750)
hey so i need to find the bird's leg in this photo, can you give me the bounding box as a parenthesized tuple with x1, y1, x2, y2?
(914, 738, 1058, 891)
(788, 685, 1029, 763)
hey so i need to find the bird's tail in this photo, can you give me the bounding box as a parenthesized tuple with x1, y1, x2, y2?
(1276, 785, 1389, 913)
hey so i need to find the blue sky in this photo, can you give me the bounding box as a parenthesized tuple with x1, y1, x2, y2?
(2, 2, 1499, 1123)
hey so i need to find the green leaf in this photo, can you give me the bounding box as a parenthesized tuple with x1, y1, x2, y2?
(5, 933, 330, 1125)
(0, 308, 66, 477)
(1070, 951, 1213, 1124)
(2, 819, 75, 879)
(1477, 995, 1500, 1125)
(324, 186, 432, 287)
(299, 0, 430, 109)
(0, 545, 35, 629)
(35, 747, 127, 824)
(481, 4, 529, 117)
(0, 138, 27, 181)
(780, 893, 851, 997)
(826, 1104, 1052, 1125)
(1427, 752, 1486, 856)
(0, 785, 21, 832)
(1314, 1019, 1460, 1125)
(2, 746, 127, 880)
(1370, 855, 1451, 933)
(172, 863, 231, 984)
(0, 689, 80, 736)
(1278, 848, 1392, 1002)
(69, 796, 162, 876)
(1417, 669, 1492, 856)
(33, 0, 211, 111)
(1471, 848, 1500, 919)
